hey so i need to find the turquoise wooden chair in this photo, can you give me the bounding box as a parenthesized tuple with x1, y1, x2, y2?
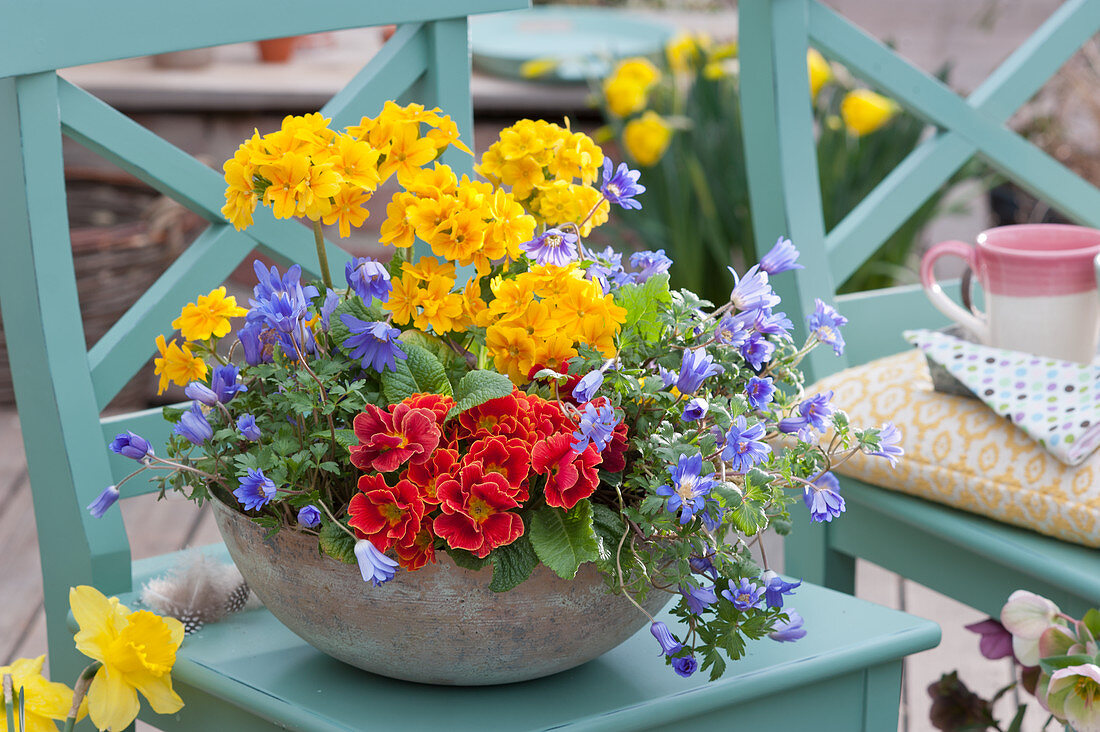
(0, 0, 520, 698)
(739, 0, 1100, 618)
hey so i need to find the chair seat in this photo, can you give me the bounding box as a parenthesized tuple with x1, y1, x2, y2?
(112, 545, 938, 732)
(813, 349, 1100, 548)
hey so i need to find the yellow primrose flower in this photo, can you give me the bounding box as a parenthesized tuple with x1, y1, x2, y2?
(70, 585, 184, 732)
(330, 134, 381, 193)
(385, 274, 424, 326)
(402, 256, 456, 283)
(840, 89, 898, 136)
(171, 286, 247, 342)
(378, 191, 417, 248)
(378, 124, 438, 183)
(413, 276, 465, 335)
(533, 332, 578, 373)
(807, 49, 832, 101)
(623, 111, 672, 167)
(614, 58, 661, 87)
(322, 187, 372, 238)
(153, 335, 207, 395)
(221, 154, 257, 231)
(259, 153, 310, 220)
(0, 655, 84, 732)
(486, 323, 538, 384)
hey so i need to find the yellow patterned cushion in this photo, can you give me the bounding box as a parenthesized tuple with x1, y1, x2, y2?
(814, 348, 1100, 547)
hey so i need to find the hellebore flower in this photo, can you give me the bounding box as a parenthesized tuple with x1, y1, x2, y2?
(655, 453, 716, 524)
(601, 158, 646, 210)
(1045, 664, 1100, 732)
(297, 505, 322, 529)
(1001, 590, 1061, 666)
(761, 570, 801, 609)
(340, 315, 407, 373)
(769, 610, 807, 642)
(745, 376, 776, 410)
(677, 348, 723, 394)
(807, 298, 848, 356)
(572, 369, 604, 403)
(758, 236, 803, 275)
(723, 578, 764, 611)
(234, 468, 277, 511)
(174, 402, 213, 446)
(521, 228, 578, 267)
(964, 618, 1014, 661)
(650, 621, 682, 656)
(803, 471, 845, 523)
(355, 539, 398, 586)
(87, 485, 120, 518)
(345, 257, 392, 305)
(109, 431, 154, 461)
(721, 415, 771, 473)
(236, 413, 262, 441)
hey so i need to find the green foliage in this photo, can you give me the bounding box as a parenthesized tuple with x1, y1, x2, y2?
(447, 370, 514, 419)
(319, 521, 356, 564)
(446, 547, 490, 571)
(489, 534, 539, 592)
(528, 500, 601, 580)
(380, 343, 453, 403)
(617, 274, 672, 350)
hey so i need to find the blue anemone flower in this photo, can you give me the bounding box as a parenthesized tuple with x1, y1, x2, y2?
(345, 257, 392, 305)
(758, 236, 803, 275)
(769, 609, 807, 642)
(722, 578, 764, 611)
(728, 264, 780, 312)
(108, 431, 154, 462)
(629, 249, 672, 281)
(234, 468, 277, 511)
(672, 655, 698, 677)
(572, 369, 604, 403)
(676, 348, 723, 394)
(521, 228, 578, 267)
(650, 621, 682, 656)
(174, 402, 213, 446)
(601, 158, 646, 210)
(355, 539, 398, 586)
(721, 415, 771, 473)
(297, 505, 322, 528)
(571, 401, 619, 452)
(868, 422, 904, 467)
(87, 485, 120, 518)
(807, 298, 848, 356)
(778, 391, 835, 442)
(745, 377, 776, 410)
(236, 413, 262, 441)
(740, 333, 776, 371)
(680, 583, 718, 614)
(761, 570, 802, 609)
(655, 453, 716, 524)
(681, 397, 708, 422)
(803, 471, 845, 523)
(340, 315, 407, 373)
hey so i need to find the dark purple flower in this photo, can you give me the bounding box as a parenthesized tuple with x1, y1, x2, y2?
(87, 485, 120, 518)
(571, 400, 619, 452)
(689, 554, 717, 578)
(345, 257, 392, 305)
(778, 391, 835, 442)
(655, 453, 716, 524)
(677, 348, 723, 394)
(297, 504, 322, 529)
(965, 618, 1014, 660)
(728, 264, 780, 312)
(521, 228, 578, 267)
(572, 369, 604, 403)
(769, 609, 807, 642)
(236, 413, 261, 441)
(234, 468, 276, 511)
(803, 471, 845, 523)
(630, 249, 672, 281)
(672, 655, 698, 678)
(680, 583, 718, 614)
(745, 377, 776, 410)
(867, 422, 904, 467)
(210, 363, 246, 404)
(682, 397, 708, 422)
(601, 158, 646, 210)
(237, 321, 268, 366)
(340, 315, 407, 373)
(740, 333, 776, 371)
(722, 578, 764, 611)
(174, 402, 213, 446)
(721, 415, 771, 472)
(650, 621, 682, 656)
(108, 431, 154, 462)
(807, 298, 848, 356)
(761, 570, 801, 609)
(355, 539, 398, 586)
(758, 236, 803, 275)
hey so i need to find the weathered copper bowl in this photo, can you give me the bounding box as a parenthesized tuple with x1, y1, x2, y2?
(211, 498, 669, 685)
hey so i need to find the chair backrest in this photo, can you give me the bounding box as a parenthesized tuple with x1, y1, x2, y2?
(0, 0, 525, 680)
(739, 0, 1100, 379)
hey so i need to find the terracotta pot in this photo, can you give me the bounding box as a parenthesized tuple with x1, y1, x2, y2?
(211, 498, 669, 685)
(256, 37, 299, 63)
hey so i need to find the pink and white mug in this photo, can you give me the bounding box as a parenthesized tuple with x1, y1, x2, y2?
(920, 224, 1100, 363)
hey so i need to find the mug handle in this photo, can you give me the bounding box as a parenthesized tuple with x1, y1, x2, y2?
(920, 240, 988, 341)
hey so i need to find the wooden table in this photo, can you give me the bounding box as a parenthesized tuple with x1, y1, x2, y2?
(123, 545, 940, 732)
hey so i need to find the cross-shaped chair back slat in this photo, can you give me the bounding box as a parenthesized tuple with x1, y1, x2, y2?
(0, 1, 524, 681)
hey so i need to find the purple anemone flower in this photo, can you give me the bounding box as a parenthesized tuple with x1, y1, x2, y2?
(572, 369, 604, 403)
(108, 431, 154, 462)
(722, 578, 764, 611)
(761, 570, 801, 609)
(340, 315, 407, 373)
(689, 554, 717, 578)
(752, 309, 794, 339)
(807, 298, 848, 356)
(587, 247, 633, 291)
(319, 289, 340, 329)
(236, 413, 262, 441)
(355, 539, 398, 586)
(803, 471, 845, 523)
(682, 397, 708, 422)
(867, 422, 904, 467)
(715, 315, 750, 348)
(745, 377, 776, 410)
(234, 468, 277, 511)
(237, 321, 268, 366)
(174, 402, 213, 446)
(721, 415, 771, 473)
(676, 348, 723, 394)
(521, 228, 578, 267)
(769, 609, 807, 642)
(740, 333, 776, 371)
(601, 158, 646, 209)
(87, 485, 120, 518)
(728, 264, 780, 312)
(655, 453, 716, 524)
(571, 400, 619, 452)
(650, 621, 682, 656)
(345, 257, 392, 305)
(630, 249, 672, 281)
(672, 655, 698, 678)
(297, 505, 322, 529)
(778, 391, 835, 442)
(758, 236, 803, 275)
(680, 584, 718, 614)
(210, 363, 246, 403)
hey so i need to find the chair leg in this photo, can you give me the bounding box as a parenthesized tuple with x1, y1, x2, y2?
(783, 510, 855, 594)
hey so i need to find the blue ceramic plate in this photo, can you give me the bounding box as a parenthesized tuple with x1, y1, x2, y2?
(470, 7, 675, 82)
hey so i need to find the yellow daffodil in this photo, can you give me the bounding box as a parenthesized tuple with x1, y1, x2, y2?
(153, 335, 207, 395)
(0, 655, 84, 732)
(840, 89, 898, 136)
(666, 33, 710, 74)
(807, 48, 832, 100)
(70, 586, 184, 732)
(171, 287, 247, 342)
(602, 58, 661, 117)
(520, 58, 559, 79)
(623, 111, 672, 167)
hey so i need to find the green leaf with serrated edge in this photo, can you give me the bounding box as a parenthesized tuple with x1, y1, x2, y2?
(590, 502, 626, 563)
(446, 370, 514, 420)
(328, 297, 383, 352)
(446, 547, 490, 571)
(319, 521, 356, 564)
(616, 273, 671, 347)
(400, 329, 463, 370)
(380, 343, 452, 404)
(528, 500, 600, 580)
(489, 534, 539, 592)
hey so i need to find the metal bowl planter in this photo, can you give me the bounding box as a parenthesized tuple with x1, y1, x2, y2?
(211, 497, 670, 685)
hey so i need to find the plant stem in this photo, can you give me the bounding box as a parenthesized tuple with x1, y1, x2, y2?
(312, 220, 334, 291)
(62, 662, 101, 732)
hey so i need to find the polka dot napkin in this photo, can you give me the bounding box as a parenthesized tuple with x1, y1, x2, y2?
(905, 329, 1100, 466)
